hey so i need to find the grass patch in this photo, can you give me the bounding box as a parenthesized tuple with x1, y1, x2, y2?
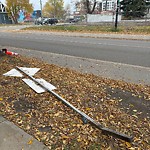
(22, 24, 150, 35)
(23, 25, 119, 33)
(0, 23, 22, 26)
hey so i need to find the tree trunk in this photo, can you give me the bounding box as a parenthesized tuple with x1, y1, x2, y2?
(85, 0, 97, 14)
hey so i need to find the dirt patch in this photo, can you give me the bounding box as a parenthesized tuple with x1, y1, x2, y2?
(13, 97, 38, 113)
(107, 87, 150, 119)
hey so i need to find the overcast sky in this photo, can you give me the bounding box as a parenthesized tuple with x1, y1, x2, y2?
(0, 0, 72, 10)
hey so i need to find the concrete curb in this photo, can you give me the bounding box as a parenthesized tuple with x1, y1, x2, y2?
(0, 116, 48, 150)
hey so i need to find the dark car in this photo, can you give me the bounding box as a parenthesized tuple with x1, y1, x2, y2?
(68, 18, 80, 23)
(43, 18, 58, 25)
(35, 17, 58, 25)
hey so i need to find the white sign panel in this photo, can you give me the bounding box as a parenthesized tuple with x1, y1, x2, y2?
(3, 67, 40, 77)
(22, 78, 56, 93)
(18, 67, 40, 76)
(22, 79, 45, 93)
(3, 69, 23, 77)
(3, 67, 56, 94)
(36, 78, 56, 91)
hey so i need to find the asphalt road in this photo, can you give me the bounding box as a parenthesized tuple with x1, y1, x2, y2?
(0, 30, 150, 67)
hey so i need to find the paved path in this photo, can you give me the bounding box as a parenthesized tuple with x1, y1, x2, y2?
(0, 116, 48, 150)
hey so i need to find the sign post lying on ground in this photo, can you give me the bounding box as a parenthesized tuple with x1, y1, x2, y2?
(3, 66, 133, 142)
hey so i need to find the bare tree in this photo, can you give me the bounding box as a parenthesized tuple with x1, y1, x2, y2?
(83, 0, 97, 14)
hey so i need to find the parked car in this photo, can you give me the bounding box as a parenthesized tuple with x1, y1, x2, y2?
(68, 18, 80, 23)
(43, 18, 58, 25)
(35, 17, 58, 25)
(34, 17, 44, 25)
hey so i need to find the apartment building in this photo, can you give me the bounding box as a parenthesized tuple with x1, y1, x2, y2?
(100, 0, 117, 11)
(75, 0, 118, 14)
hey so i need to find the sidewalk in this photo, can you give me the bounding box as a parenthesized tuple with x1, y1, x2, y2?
(0, 116, 48, 150)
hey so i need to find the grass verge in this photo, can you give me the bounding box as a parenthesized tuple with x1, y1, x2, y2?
(22, 24, 150, 35)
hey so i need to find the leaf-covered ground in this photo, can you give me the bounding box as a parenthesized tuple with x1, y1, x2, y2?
(0, 54, 150, 149)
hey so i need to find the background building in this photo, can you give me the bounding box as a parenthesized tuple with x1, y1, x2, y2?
(0, 1, 12, 24)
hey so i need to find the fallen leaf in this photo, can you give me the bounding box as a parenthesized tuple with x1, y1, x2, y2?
(28, 139, 33, 145)
(61, 135, 70, 139)
(125, 142, 131, 148)
(133, 110, 137, 112)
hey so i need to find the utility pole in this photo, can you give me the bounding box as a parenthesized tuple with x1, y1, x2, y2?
(54, 0, 56, 18)
(115, 0, 119, 30)
(105, 0, 108, 11)
(40, 0, 42, 18)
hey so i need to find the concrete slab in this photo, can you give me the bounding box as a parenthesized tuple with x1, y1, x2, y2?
(0, 115, 6, 123)
(0, 118, 48, 150)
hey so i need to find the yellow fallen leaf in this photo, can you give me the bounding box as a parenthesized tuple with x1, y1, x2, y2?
(132, 115, 138, 118)
(28, 139, 33, 145)
(63, 140, 67, 144)
(62, 135, 69, 139)
(77, 135, 82, 142)
(129, 148, 135, 150)
(41, 135, 47, 141)
(106, 146, 111, 150)
(77, 99, 81, 102)
(26, 125, 30, 130)
(109, 115, 114, 119)
(86, 107, 91, 111)
(77, 124, 82, 128)
(133, 110, 137, 112)
(54, 112, 60, 117)
(25, 114, 31, 118)
(18, 120, 23, 124)
(0, 98, 3, 101)
(125, 142, 131, 148)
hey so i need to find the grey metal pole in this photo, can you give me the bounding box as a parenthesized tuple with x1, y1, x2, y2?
(105, 0, 108, 11)
(115, 0, 119, 30)
(40, 0, 42, 18)
(16, 66, 133, 142)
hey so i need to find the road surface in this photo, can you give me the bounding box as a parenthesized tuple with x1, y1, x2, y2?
(0, 29, 150, 68)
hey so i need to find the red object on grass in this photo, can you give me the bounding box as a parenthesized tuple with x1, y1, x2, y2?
(2, 49, 18, 56)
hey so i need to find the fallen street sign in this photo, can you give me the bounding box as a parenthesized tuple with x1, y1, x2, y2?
(3, 66, 133, 142)
(3, 67, 56, 93)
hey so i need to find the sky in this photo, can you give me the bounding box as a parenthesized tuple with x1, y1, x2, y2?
(0, 0, 72, 10)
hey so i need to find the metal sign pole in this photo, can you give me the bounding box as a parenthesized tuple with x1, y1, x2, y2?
(40, 0, 43, 18)
(16, 66, 133, 142)
(115, 0, 120, 30)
